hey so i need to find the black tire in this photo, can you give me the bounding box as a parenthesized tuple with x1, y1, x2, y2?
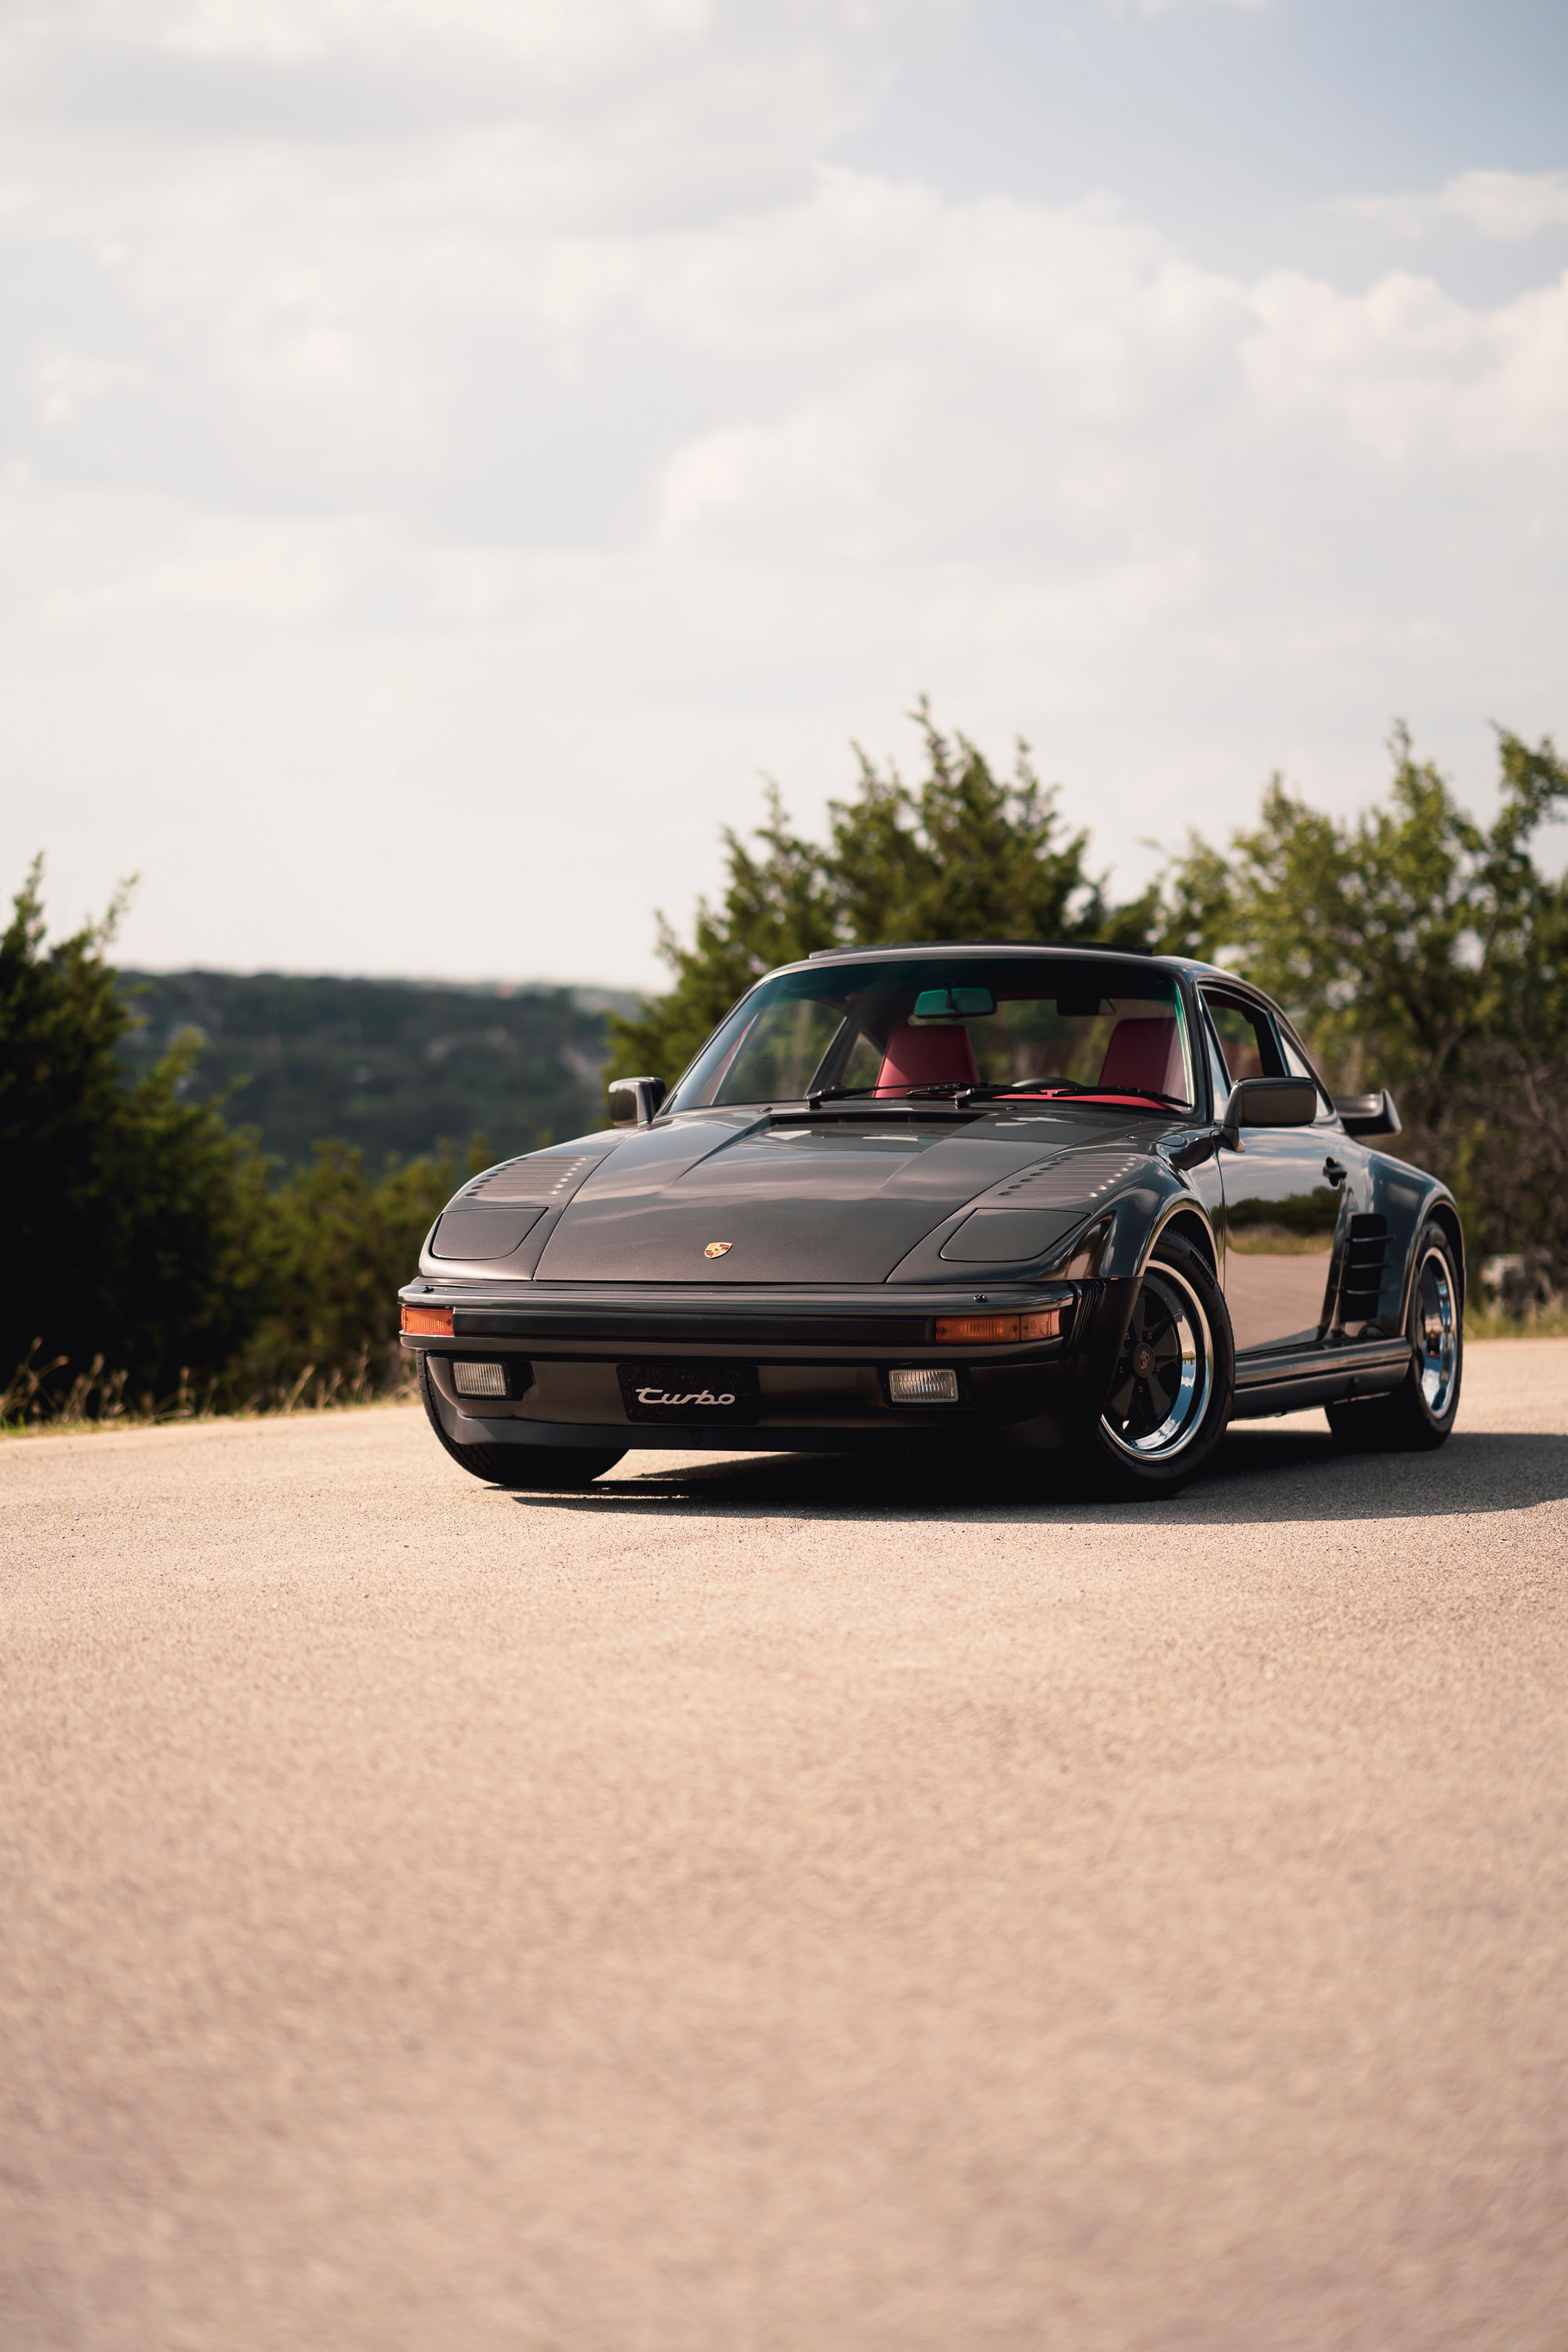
(1327, 1220, 1461, 1453)
(418, 1356, 626, 1490)
(1081, 1234, 1235, 1499)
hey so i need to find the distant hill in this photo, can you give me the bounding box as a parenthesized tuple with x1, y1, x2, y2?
(118, 971, 641, 1174)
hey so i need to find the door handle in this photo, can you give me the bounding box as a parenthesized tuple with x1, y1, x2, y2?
(1323, 1157, 1348, 1187)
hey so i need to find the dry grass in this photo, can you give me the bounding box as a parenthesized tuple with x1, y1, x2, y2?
(0, 1340, 418, 1439)
(1464, 1304, 1568, 1340)
(5, 1300, 1560, 1441)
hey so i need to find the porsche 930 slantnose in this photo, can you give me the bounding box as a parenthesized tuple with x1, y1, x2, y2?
(398, 945, 1463, 1497)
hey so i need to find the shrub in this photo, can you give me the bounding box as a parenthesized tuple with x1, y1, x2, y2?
(0, 860, 274, 1405)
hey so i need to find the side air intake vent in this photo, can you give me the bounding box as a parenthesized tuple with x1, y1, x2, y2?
(1340, 1213, 1391, 1324)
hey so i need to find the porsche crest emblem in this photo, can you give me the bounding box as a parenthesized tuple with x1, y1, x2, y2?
(704, 1241, 733, 1258)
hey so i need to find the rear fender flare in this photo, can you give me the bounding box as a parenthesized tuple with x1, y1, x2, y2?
(1397, 1187, 1466, 1323)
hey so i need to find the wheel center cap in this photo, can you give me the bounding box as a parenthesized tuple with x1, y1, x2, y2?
(1132, 1344, 1155, 1376)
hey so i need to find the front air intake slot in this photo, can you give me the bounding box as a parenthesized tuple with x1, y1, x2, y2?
(430, 1207, 546, 1260)
(430, 1149, 612, 1260)
(942, 1207, 1085, 1261)
(940, 1152, 1146, 1261)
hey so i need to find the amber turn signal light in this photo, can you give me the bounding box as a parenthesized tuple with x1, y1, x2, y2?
(401, 1304, 454, 1336)
(932, 1307, 1063, 1345)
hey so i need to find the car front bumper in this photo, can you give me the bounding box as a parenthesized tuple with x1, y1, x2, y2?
(397, 1276, 1136, 1454)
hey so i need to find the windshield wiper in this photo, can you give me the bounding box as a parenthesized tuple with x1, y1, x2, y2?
(804, 1081, 971, 1107)
(956, 1080, 1088, 1100)
(769, 1083, 980, 1124)
(960, 1081, 1189, 1110)
(797, 1079, 1188, 1113)
(1080, 1086, 1188, 1109)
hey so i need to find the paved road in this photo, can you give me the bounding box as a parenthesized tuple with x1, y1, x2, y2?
(3, 1343, 1566, 2351)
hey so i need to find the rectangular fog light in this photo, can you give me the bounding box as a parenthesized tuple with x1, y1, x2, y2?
(889, 1367, 960, 1404)
(452, 1359, 507, 1397)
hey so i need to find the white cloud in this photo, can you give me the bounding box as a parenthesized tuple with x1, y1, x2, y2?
(1242, 266, 1568, 461)
(35, 350, 145, 423)
(1102, 0, 1269, 18)
(1441, 170, 1568, 241)
(0, 2, 1563, 982)
(1, 0, 960, 194)
(1348, 169, 1568, 243)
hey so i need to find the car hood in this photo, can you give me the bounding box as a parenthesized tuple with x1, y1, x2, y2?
(529, 1109, 1171, 1283)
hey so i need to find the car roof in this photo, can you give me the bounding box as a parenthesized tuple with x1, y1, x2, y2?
(785, 941, 1232, 980)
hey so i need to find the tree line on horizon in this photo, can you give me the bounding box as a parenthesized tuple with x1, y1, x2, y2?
(119, 967, 618, 1173)
(5, 706, 1566, 1422)
(0, 861, 493, 1421)
(611, 704, 1568, 1289)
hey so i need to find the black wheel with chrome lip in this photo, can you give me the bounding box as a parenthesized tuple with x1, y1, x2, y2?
(1083, 1234, 1234, 1497)
(1327, 1220, 1461, 1452)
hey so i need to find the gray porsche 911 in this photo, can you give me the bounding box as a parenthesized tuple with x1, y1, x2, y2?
(398, 943, 1462, 1497)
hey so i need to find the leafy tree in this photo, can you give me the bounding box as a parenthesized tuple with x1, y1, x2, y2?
(236, 1138, 488, 1399)
(612, 704, 1151, 1084)
(0, 862, 485, 1411)
(13, 709, 1568, 1408)
(616, 708, 1568, 1269)
(608, 787, 842, 1093)
(1156, 724, 1568, 1256)
(0, 860, 274, 1401)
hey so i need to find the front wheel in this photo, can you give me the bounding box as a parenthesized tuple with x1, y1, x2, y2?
(1083, 1237, 1234, 1498)
(1327, 1221, 1461, 1452)
(418, 1355, 626, 1489)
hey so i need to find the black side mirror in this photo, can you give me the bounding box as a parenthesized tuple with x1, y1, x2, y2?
(608, 1076, 666, 1127)
(1333, 1088, 1400, 1140)
(1220, 1076, 1317, 1149)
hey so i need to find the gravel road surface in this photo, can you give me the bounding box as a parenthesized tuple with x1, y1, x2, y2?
(4, 1341, 1566, 2351)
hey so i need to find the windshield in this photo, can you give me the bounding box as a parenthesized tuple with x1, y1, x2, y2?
(666, 956, 1196, 1114)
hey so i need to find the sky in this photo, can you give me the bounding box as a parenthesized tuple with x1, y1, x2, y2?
(2, 0, 1565, 988)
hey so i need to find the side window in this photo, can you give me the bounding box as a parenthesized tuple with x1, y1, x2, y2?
(1276, 1025, 1334, 1121)
(1200, 1011, 1232, 1109)
(1201, 994, 1280, 1083)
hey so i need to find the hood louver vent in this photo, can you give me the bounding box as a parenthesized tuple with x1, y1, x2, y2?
(984, 1152, 1145, 1209)
(459, 1152, 602, 1205)
(938, 1151, 1149, 1264)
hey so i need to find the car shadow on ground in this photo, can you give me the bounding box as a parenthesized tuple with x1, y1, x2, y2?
(506, 1425, 1568, 1528)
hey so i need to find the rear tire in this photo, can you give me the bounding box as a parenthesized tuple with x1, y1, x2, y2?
(418, 1356, 626, 1489)
(1082, 1235, 1234, 1499)
(1327, 1221, 1461, 1453)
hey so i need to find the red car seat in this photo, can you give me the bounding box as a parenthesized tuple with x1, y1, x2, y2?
(876, 1022, 982, 1092)
(1098, 1016, 1183, 1097)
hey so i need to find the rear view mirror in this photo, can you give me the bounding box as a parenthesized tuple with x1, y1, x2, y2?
(1334, 1088, 1401, 1139)
(910, 985, 996, 1025)
(1221, 1076, 1316, 1148)
(608, 1076, 666, 1127)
